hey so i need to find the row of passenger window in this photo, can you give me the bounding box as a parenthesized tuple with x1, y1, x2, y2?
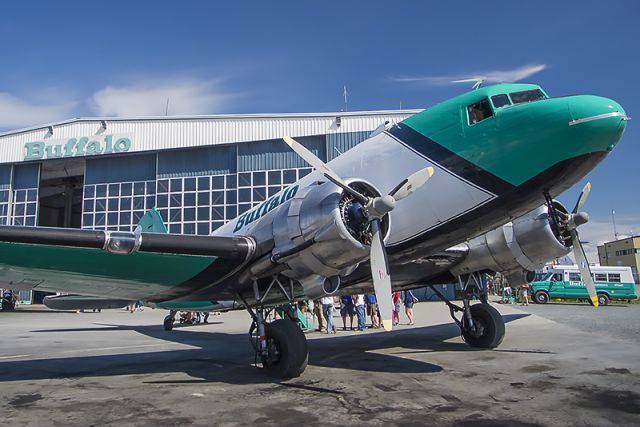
(468, 89, 546, 125)
(567, 272, 621, 283)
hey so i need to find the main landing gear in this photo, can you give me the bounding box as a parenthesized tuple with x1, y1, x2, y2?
(237, 277, 309, 378)
(428, 272, 505, 348)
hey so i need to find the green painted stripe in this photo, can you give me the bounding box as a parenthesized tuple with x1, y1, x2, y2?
(0, 242, 215, 287)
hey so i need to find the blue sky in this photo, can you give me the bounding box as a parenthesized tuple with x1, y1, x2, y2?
(0, 1, 638, 257)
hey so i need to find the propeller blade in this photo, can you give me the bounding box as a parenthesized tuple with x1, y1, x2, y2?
(572, 182, 592, 215)
(389, 167, 434, 201)
(570, 228, 599, 307)
(283, 136, 368, 204)
(370, 219, 393, 331)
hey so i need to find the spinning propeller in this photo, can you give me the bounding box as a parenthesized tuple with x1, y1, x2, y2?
(548, 182, 598, 307)
(283, 136, 434, 330)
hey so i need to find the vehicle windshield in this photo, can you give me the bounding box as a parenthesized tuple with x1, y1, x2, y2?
(534, 272, 554, 281)
(509, 89, 546, 104)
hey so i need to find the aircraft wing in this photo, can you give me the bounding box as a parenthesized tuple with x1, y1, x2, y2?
(0, 225, 254, 302)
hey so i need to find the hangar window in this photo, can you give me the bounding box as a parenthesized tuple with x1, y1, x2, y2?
(491, 94, 511, 109)
(509, 89, 546, 104)
(467, 98, 493, 125)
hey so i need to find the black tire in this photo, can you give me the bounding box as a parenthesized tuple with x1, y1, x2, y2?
(163, 315, 174, 331)
(597, 293, 610, 306)
(461, 303, 505, 349)
(262, 319, 309, 378)
(534, 291, 549, 304)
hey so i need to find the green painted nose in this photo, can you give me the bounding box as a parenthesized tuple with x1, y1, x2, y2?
(567, 95, 627, 152)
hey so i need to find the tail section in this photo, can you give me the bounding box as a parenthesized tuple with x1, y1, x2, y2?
(136, 208, 168, 234)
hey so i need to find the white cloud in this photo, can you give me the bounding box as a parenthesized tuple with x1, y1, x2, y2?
(565, 219, 639, 265)
(0, 92, 77, 130)
(90, 79, 235, 117)
(390, 64, 546, 86)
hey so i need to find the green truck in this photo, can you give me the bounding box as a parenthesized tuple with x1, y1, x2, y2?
(531, 265, 637, 306)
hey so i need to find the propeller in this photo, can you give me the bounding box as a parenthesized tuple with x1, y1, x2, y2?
(283, 136, 434, 330)
(549, 182, 598, 307)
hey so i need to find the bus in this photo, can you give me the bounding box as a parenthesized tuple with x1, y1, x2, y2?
(530, 265, 637, 306)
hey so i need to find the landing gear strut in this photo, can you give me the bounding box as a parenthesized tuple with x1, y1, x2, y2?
(237, 277, 309, 378)
(428, 272, 505, 348)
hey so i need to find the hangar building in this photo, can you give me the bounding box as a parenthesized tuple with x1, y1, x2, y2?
(0, 110, 417, 303)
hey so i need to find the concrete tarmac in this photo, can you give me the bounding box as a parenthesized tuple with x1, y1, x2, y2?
(1, 301, 639, 426)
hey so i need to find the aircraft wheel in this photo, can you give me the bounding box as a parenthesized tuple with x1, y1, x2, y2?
(534, 291, 549, 304)
(597, 293, 610, 306)
(163, 315, 174, 331)
(461, 303, 505, 349)
(262, 319, 309, 378)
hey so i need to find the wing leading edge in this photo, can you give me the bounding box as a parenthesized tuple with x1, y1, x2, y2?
(0, 226, 255, 302)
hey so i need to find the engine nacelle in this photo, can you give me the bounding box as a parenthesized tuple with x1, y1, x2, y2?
(269, 180, 386, 299)
(450, 202, 572, 284)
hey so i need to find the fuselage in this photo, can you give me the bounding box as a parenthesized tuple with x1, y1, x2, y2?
(221, 83, 626, 265)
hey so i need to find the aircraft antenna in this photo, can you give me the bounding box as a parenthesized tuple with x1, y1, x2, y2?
(451, 78, 485, 90)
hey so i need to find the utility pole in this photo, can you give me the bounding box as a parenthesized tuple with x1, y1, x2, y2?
(612, 209, 619, 240)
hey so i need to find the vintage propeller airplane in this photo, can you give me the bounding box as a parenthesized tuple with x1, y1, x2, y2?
(0, 83, 628, 378)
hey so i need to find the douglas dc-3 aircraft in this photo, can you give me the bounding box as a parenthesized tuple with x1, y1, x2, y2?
(0, 83, 628, 378)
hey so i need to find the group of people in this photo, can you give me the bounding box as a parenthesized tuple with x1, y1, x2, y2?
(501, 284, 530, 305)
(312, 290, 418, 334)
(179, 311, 211, 324)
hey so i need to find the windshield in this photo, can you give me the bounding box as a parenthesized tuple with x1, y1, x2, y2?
(509, 89, 546, 104)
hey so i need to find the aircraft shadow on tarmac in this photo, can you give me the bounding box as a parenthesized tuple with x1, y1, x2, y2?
(0, 314, 530, 386)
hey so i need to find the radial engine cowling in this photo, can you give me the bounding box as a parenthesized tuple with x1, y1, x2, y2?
(270, 180, 387, 299)
(450, 202, 572, 285)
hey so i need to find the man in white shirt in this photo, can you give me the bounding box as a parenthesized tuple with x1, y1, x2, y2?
(321, 296, 336, 334)
(354, 294, 366, 331)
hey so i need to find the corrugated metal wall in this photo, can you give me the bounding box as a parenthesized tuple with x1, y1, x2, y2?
(0, 111, 418, 164)
(237, 135, 325, 172)
(85, 154, 156, 184)
(0, 165, 11, 190)
(13, 164, 39, 189)
(157, 145, 237, 178)
(326, 131, 372, 161)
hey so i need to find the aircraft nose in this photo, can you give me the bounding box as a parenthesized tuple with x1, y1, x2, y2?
(567, 95, 628, 152)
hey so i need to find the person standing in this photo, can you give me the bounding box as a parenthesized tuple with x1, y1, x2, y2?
(392, 291, 401, 326)
(404, 290, 417, 325)
(312, 299, 325, 332)
(365, 294, 379, 328)
(340, 294, 355, 330)
(321, 296, 336, 334)
(354, 294, 366, 331)
(520, 284, 530, 306)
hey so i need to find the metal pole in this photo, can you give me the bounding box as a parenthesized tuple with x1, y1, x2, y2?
(612, 209, 619, 240)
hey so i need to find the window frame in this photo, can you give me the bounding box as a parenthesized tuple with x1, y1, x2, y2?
(467, 98, 494, 126)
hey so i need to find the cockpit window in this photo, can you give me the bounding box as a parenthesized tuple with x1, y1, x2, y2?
(491, 94, 511, 109)
(467, 98, 493, 125)
(509, 89, 546, 104)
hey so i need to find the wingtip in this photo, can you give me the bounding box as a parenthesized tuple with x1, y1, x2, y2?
(590, 295, 599, 307)
(426, 166, 434, 177)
